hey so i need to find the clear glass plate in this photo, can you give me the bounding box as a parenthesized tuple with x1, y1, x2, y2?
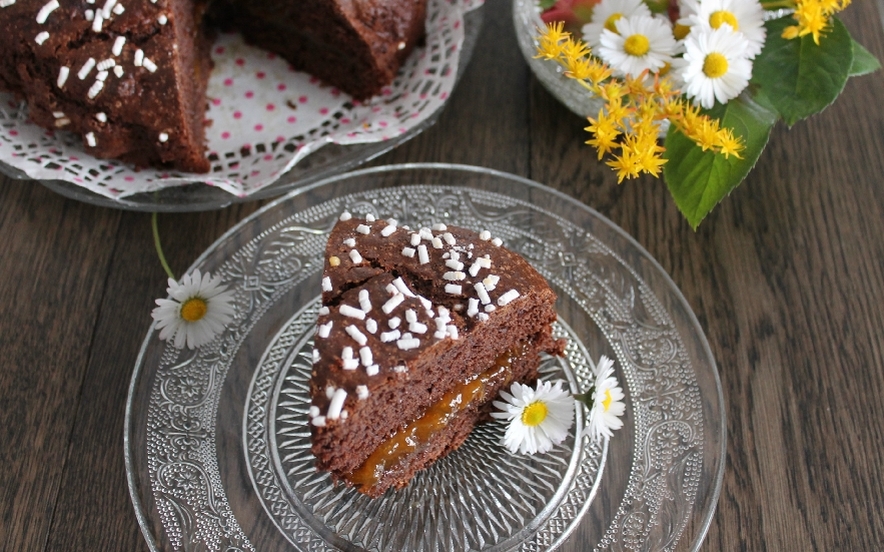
(0, 10, 482, 213)
(125, 163, 725, 551)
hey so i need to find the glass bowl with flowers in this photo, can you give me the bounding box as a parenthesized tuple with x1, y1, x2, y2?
(514, 0, 880, 228)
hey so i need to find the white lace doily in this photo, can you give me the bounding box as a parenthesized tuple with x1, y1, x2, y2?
(0, 0, 482, 199)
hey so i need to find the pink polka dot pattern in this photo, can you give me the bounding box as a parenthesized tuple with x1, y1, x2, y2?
(0, 0, 483, 199)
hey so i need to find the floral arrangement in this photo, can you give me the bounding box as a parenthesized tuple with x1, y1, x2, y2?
(493, 355, 625, 454)
(536, 0, 880, 228)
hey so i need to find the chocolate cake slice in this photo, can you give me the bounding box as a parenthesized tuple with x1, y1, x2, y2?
(310, 213, 563, 497)
(208, 0, 428, 100)
(0, 0, 214, 172)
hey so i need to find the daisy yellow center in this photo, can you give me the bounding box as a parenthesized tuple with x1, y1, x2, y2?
(673, 23, 691, 40)
(602, 389, 613, 412)
(623, 34, 650, 57)
(604, 13, 623, 33)
(703, 53, 729, 78)
(521, 401, 549, 427)
(180, 297, 208, 322)
(709, 10, 739, 30)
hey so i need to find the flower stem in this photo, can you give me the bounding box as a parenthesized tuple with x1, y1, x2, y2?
(760, 0, 795, 9)
(152, 212, 176, 280)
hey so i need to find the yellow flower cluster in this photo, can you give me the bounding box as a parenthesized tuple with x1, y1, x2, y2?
(782, 0, 852, 44)
(536, 23, 743, 183)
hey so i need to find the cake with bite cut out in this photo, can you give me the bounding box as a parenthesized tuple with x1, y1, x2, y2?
(309, 213, 564, 497)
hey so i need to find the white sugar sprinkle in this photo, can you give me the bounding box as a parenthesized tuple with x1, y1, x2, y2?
(339, 211, 352, 221)
(388, 316, 401, 329)
(134, 49, 144, 67)
(446, 259, 464, 270)
(343, 237, 356, 247)
(322, 276, 332, 292)
(445, 284, 462, 295)
(397, 338, 421, 350)
(113, 66, 124, 77)
(346, 325, 368, 345)
(318, 306, 330, 316)
(474, 282, 491, 304)
(434, 330, 447, 340)
(405, 309, 417, 323)
(479, 230, 491, 240)
(358, 289, 372, 312)
(143, 58, 158, 73)
(431, 237, 443, 249)
(92, 12, 103, 32)
(56, 66, 69, 88)
(447, 326, 459, 340)
(309, 405, 320, 418)
(158, 132, 169, 143)
(409, 322, 427, 334)
(417, 244, 429, 265)
(84, 9, 93, 20)
(365, 213, 376, 222)
(356, 224, 371, 235)
(401, 247, 415, 258)
(101, 0, 116, 18)
(492, 238, 503, 246)
(359, 346, 373, 367)
(366, 364, 379, 376)
(326, 385, 336, 399)
(85, 132, 96, 147)
(52, 111, 64, 118)
(312, 348, 320, 363)
(365, 318, 378, 334)
(112, 36, 126, 56)
(158, 14, 167, 25)
(317, 321, 332, 338)
(392, 277, 415, 297)
(432, 223, 447, 231)
(498, 289, 521, 306)
(410, 233, 421, 246)
(394, 365, 408, 373)
(1, 0, 17, 7)
(327, 388, 347, 420)
(97, 58, 115, 71)
(419, 228, 433, 241)
(339, 305, 365, 320)
(94, 112, 106, 122)
(485, 304, 497, 312)
(442, 232, 456, 245)
(113, 2, 123, 14)
(36, 0, 59, 24)
(483, 274, 500, 291)
(356, 385, 369, 399)
(477, 312, 490, 322)
(380, 329, 401, 343)
(443, 271, 465, 281)
(382, 293, 404, 314)
(311, 415, 326, 427)
(349, 249, 363, 264)
(467, 298, 479, 317)
(78, 58, 96, 80)
(381, 224, 397, 237)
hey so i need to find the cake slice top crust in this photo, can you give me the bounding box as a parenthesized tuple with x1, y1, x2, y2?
(309, 213, 557, 427)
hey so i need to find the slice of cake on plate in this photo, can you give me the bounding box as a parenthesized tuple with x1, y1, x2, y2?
(310, 213, 564, 497)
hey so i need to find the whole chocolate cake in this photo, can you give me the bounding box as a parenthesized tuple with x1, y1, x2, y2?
(0, 0, 427, 173)
(310, 213, 564, 497)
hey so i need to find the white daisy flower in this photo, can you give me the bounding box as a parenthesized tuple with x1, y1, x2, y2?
(581, 0, 652, 49)
(598, 15, 678, 78)
(584, 355, 626, 443)
(681, 0, 766, 58)
(673, 25, 752, 109)
(151, 269, 236, 349)
(492, 379, 575, 455)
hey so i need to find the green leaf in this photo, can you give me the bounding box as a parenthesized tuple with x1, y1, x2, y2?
(663, 94, 778, 229)
(538, 0, 558, 10)
(751, 17, 853, 126)
(849, 39, 882, 77)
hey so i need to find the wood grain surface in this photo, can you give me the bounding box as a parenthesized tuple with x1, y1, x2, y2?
(1, 0, 883, 550)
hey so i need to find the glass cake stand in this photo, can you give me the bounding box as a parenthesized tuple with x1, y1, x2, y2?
(125, 163, 725, 551)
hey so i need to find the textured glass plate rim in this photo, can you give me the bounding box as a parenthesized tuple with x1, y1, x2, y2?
(0, 9, 483, 213)
(125, 162, 727, 551)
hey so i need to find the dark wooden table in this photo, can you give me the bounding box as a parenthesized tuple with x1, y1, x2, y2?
(2, 1, 883, 550)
